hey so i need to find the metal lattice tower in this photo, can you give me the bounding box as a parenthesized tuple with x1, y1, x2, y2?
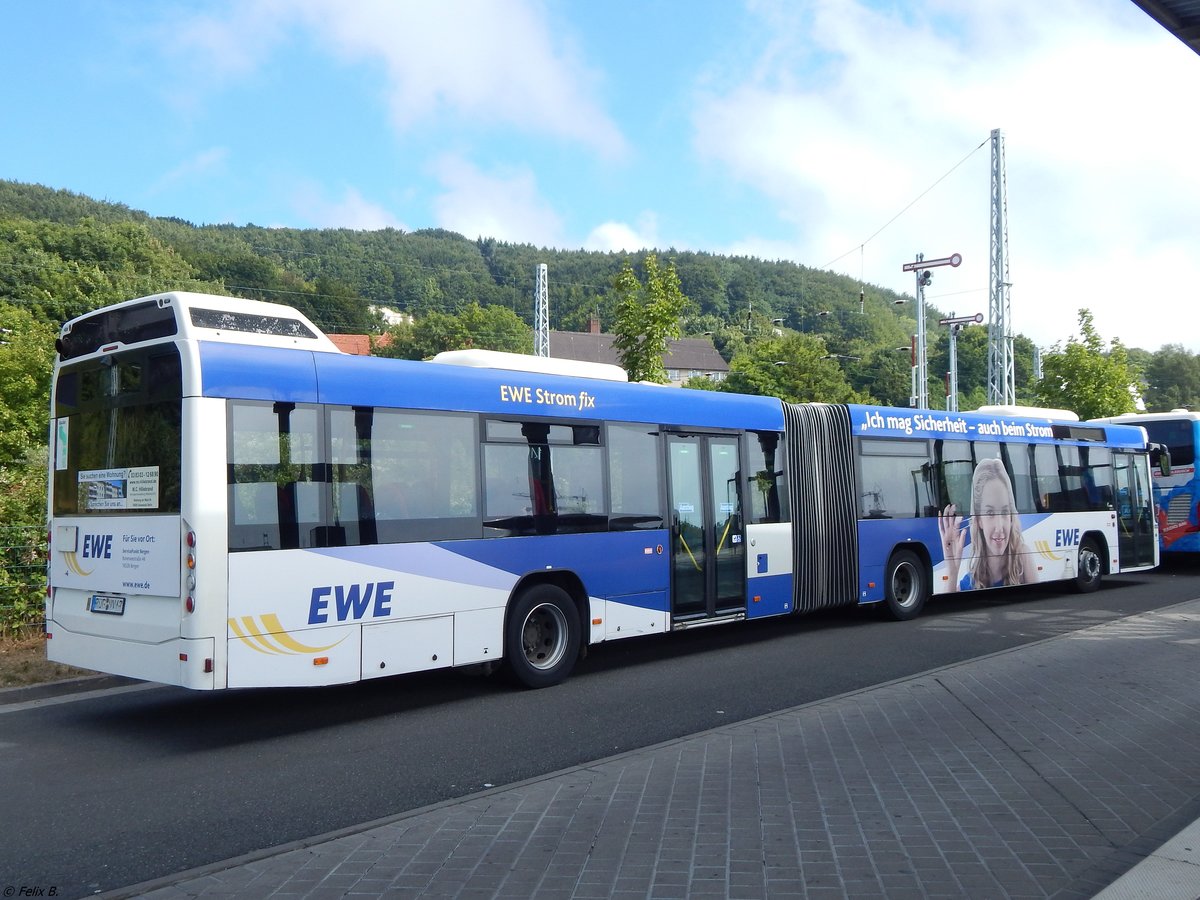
(987, 128, 1015, 405)
(534, 263, 549, 357)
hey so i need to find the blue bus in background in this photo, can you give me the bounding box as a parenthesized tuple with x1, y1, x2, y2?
(1095, 410, 1200, 554)
(46, 293, 1160, 690)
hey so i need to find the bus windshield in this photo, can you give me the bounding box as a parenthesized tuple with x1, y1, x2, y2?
(52, 345, 183, 515)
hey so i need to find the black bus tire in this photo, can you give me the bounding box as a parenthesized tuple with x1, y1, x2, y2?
(884, 549, 928, 621)
(505, 584, 581, 689)
(1072, 537, 1103, 593)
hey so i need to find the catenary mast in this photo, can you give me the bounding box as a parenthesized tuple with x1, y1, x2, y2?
(534, 263, 549, 357)
(987, 128, 1015, 405)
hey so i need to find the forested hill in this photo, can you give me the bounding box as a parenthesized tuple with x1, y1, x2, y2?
(0, 178, 918, 342)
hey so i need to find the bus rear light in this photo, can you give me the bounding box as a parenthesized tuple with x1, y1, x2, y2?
(186, 531, 197, 548)
(204, 658, 213, 673)
(179, 653, 188, 662)
(313, 656, 329, 666)
(186, 553, 196, 569)
(185, 596, 195, 614)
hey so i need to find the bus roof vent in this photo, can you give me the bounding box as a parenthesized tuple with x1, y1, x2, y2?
(432, 349, 629, 382)
(976, 404, 1079, 421)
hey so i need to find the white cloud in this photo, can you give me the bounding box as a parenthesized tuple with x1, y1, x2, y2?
(429, 155, 564, 246)
(158, 1, 291, 83)
(584, 214, 660, 253)
(691, 0, 1200, 351)
(292, 184, 406, 230)
(301, 0, 627, 159)
(152, 147, 230, 193)
(163, 0, 626, 158)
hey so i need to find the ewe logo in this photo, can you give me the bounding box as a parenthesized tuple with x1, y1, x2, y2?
(83, 533, 114, 559)
(1035, 528, 1082, 561)
(62, 532, 114, 577)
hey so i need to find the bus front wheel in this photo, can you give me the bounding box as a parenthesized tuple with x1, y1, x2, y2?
(1073, 537, 1103, 593)
(884, 549, 928, 621)
(505, 584, 581, 689)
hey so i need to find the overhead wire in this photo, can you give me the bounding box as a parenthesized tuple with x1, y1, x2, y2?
(820, 136, 989, 272)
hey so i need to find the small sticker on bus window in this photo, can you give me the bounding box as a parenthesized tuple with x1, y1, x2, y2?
(55, 418, 69, 471)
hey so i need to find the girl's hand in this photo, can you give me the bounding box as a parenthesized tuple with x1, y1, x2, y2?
(938, 504, 966, 590)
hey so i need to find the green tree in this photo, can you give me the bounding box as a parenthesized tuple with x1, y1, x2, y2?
(0, 303, 55, 632)
(722, 334, 861, 403)
(611, 255, 688, 383)
(378, 311, 465, 360)
(459, 302, 533, 354)
(377, 303, 532, 360)
(1033, 309, 1139, 419)
(1142, 344, 1200, 411)
(0, 304, 57, 465)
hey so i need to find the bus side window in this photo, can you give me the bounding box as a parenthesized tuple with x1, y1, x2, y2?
(228, 400, 323, 551)
(746, 431, 788, 524)
(935, 439, 972, 513)
(608, 423, 664, 530)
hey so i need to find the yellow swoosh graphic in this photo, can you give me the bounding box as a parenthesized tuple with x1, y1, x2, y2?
(228, 615, 348, 655)
(62, 551, 95, 577)
(1035, 539, 1063, 561)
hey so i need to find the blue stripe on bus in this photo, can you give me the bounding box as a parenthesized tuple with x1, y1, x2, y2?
(848, 405, 1147, 449)
(197, 341, 785, 431)
(436, 531, 671, 601)
(306, 532, 672, 608)
(198, 342, 319, 402)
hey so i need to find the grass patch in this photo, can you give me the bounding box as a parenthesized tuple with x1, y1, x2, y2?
(0, 630, 94, 688)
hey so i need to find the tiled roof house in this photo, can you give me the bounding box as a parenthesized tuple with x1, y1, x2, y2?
(550, 316, 728, 385)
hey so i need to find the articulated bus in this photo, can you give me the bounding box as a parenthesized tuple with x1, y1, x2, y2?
(1094, 411, 1200, 554)
(46, 292, 1159, 690)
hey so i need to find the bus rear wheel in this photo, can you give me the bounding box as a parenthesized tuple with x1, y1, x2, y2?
(884, 549, 928, 621)
(505, 584, 581, 689)
(1073, 537, 1103, 593)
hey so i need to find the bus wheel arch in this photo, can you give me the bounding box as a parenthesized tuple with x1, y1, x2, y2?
(883, 545, 929, 621)
(504, 574, 587, 688)
(1072, 533, 1107, 593)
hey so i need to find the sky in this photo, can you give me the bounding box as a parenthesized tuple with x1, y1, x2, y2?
(3, 0, 1198, 353)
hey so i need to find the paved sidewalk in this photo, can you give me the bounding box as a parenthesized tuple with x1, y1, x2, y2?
(114, 600, 1200, 899)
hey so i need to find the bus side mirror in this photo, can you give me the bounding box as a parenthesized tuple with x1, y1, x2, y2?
(1151, 444, 1171, 477)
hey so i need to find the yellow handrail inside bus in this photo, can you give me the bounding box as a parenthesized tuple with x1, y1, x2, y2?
(678, 532, 701, 571)
(716, 517, 733, 554)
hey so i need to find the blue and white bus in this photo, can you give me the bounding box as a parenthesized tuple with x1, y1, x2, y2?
(1094, 410, 1200, 554)
(45, 292, 1159, 690)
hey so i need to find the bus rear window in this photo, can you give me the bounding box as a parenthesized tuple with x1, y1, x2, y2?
(57, 301, 178, 360)
(52, 347, 183, 514)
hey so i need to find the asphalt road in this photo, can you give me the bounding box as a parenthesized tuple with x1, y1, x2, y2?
(4, 558, 1199, 899)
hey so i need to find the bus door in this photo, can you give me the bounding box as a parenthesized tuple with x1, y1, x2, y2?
(667, 433, 745, 622)
(1113, 451, 1156, 568)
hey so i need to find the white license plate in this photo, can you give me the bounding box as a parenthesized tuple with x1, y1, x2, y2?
(89, 594, 126, 615)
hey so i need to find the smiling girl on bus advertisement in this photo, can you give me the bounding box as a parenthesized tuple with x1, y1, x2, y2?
(939, 458, 1036, 591)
